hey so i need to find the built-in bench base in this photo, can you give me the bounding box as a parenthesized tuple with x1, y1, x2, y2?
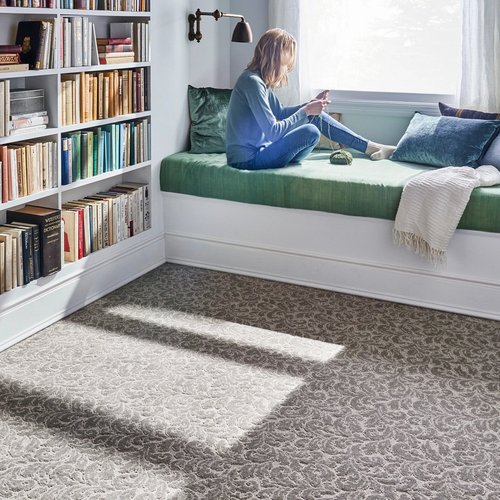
(164, 192, 500, 321)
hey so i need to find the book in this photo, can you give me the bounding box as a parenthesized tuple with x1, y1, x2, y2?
(10, 114, 49, 130)
(99, 55, 134, 65)
(2, 224, 31, 284)
(61, 208, 79, 262)
(0, 54, 21, 64)
(98, 51, 134, 59)
(0, 64, 29, 73)
(0, 45, 22, 54)
(0, 241, 4, 294)
(8, 221, 40, 280)
(0, 232, 13, 291)
(99, 44, 133, 53)
(7, 205, 61, 277)
(0, 226, 23, 287)
(16, 21, 44, 69)
(96, 37, 132, 46)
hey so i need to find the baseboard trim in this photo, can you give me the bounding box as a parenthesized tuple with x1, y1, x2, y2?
(165, 232, 500, 322)
(0, 235, 166, 353)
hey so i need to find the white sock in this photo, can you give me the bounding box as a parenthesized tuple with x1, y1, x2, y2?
(365, 141, 396, 161)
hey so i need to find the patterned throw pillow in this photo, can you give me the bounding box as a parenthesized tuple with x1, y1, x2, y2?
(439, 102, 500, 169)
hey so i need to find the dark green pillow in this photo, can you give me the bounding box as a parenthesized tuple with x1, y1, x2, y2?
(391, 112, 500, 167)
(188, 85, 232, 153)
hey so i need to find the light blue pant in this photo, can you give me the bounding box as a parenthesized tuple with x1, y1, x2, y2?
(233, 112, 369, 171)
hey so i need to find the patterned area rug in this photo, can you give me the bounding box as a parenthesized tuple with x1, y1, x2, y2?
(0, 263, 499, 499)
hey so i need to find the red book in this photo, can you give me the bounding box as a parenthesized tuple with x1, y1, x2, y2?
(100, 44, 133, 53)
(1, 146, 10, 203)
(0, 45, 21, 54)
(97, 38, 132, 46)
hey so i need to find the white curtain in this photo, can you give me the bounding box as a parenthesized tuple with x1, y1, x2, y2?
(268, 0, 312, 105)
(459, 0, 500, 112)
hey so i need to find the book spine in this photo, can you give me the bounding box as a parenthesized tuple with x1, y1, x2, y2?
(0, 54, 20, 64)
(0, 45, 21, 54)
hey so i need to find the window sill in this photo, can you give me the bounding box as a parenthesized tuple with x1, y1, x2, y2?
(328, 99, 440, 117)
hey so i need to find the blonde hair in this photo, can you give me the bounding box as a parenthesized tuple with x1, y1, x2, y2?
(247, 28, 296, 88)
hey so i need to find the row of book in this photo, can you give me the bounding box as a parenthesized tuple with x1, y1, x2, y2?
(0, 182, 150, 293)
(61, 67, 147, 126)
(0, 0, 55, 6)
(61, 16, 98, 68)
(1, 205, 61, 293)
(0, 0, 148, 8)
(60, 0, 150, 11)
(61, 118, 150, 184)
(62, 20, 150, 67)
(1, 140, 58, 203)
(62, 181, 150, 262)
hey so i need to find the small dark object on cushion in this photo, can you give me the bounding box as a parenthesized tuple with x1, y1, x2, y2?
(329, 150, 353, 165)
(439, 102, 500, 120)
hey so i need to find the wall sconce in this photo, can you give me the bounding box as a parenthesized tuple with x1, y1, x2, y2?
(188, 9, 253, 43)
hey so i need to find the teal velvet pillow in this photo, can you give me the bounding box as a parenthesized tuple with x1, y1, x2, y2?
(188, 85, 232, 153)
(391, 112, 500, 167)
(439, 102, 500, 170)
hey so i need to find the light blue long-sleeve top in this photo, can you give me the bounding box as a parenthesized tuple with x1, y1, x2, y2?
(226, 69, 308, 165)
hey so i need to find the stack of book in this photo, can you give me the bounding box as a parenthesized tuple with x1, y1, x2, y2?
(0, 44, 28, 74)
(0, 0, 55, 6)
(61, 16, 99, 68)
(9, 89, 48, 135)
(16, 20, 56, 70)
(109, 21, 150, 62)
(61, 118, 150, 185)
(0, 205, 61, 293)
(60, 67, 147, 126)
(62, 181, 150, 262)
(1, 140, 58, 203)
(60, 0, 149, 11)
(97, 37, 134, 65)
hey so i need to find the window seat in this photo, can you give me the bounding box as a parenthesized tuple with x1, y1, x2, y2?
(160, 150, 500, 321)
(160, 150, 500, 233)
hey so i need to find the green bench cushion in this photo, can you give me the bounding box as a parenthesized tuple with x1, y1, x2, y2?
(160, 150, 500, 233)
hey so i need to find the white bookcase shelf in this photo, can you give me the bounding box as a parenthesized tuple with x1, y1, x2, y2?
(60, 159, 151, 192)
(0, 2, 161, 351)
(60, 110, 151, 133)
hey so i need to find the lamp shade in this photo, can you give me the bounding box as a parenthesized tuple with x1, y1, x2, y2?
(232, 21, 253, 43)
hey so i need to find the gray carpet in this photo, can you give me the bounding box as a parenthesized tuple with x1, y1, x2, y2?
(0, 263, 499, 499)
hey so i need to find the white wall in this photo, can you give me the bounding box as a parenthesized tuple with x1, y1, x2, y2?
(152, 0, 231, 159)
(229, 0, 269, 86)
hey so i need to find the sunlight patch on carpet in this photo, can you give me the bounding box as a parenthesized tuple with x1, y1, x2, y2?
(106, 304, 344, 363)
(0, 322, 304, 451)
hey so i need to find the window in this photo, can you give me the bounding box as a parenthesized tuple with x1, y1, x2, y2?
(305, 0, 461, 99)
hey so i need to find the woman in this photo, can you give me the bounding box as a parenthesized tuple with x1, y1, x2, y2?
(226, 28, 396, 170)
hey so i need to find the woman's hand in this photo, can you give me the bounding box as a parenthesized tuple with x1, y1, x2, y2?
(304, 98, 328, 116)
(315, 90, 330, 101)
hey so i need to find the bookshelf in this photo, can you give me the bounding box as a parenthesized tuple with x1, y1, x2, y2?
(0, 1, 163, 349)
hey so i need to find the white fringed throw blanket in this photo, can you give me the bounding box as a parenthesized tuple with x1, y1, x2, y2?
(394, 165, 500, 262)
